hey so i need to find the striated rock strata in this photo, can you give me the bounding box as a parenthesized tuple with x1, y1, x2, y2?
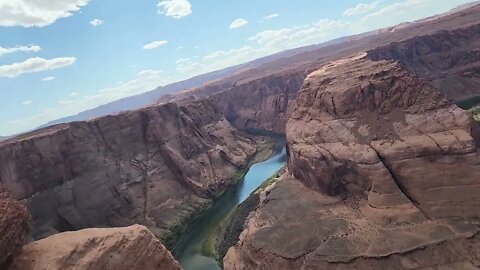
(164, 71, 307, 134)
(207, 72, 307, 133)
(224, 54, 480, 269)
(0, 101, 255, 244)
(9, 225, 181, 270)
(368, 23, 480, 102)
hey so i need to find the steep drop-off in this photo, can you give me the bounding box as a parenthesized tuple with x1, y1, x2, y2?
(368, 23, 480, 102)
(162, 71, 307, 134)
(9, 225, 181, 270)
(208, 72, 307, 133)
(0, 101, 256, 245)
(224, 54, 480, 269)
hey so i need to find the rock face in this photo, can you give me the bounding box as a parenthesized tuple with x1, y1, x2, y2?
(368, 23, 480, 102)
(0, 185, 31, 266)
(224, 178, 480, 270)
(207, 72, 307, 133)
(0, 100, 255, 243)
(9, 225, 181, 270)
(224, 54, 480, 269)
(163, 71, 307, 134)
(288, 53, 480, 220)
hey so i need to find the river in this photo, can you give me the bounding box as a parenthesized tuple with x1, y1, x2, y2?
(173, 140, 287, 270)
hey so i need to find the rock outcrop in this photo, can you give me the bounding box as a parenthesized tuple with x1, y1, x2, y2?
(368, 23, 480, 102)
(8, 225, 181, 270)
(288, 53, 480, 220)
(224, 54, 480, 269)
(0, 100, 256, 244)
(162, 71, 307, 134)
(207, 72, 307, 133)
(0, 185, 31, 266)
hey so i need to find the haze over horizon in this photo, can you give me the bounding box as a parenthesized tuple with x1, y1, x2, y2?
(0, 0, 476, 136)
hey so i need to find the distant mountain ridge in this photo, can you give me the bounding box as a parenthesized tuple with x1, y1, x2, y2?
(38, 1, 479, 130)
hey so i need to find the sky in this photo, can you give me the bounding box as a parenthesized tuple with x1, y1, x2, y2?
(0, 0, 475, 136)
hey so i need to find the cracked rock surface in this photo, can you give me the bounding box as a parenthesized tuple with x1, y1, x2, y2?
(224, 54, 480, 269)
(9, 225, 181, 270)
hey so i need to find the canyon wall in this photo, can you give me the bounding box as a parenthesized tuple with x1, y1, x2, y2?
(208, 71, 307, 133)
(0, 101, 256, 244)
(368, 23, 480, 102)
(163, 71, 308, 134)
(288, 54, 480, 220)
(224, 54, 480, 269)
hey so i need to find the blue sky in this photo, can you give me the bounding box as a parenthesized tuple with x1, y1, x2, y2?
(0, 0, 474, 136)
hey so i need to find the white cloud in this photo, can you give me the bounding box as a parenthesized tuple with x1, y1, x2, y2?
(157, 0, 192, 19)
(21, 101, 32, 105)
(89, 18, 103, 26)
(143, 40, 168, 50)
(5, 68, 173, 135)
(361, 0, 427, 20)
(229, 18, 248, 29)
(0, 57, 76, 78)
(351, 0, 442, 33)
(176, 46, 261, 75)
(0, 45, 41, 57)
(263, 14, 279, 20)
(0, 0, 89, 27)
(343, 1, 381, 16)
(42, 76, 55, 81)
(249, 19, 347, 50)
(175, 18, 347, 78)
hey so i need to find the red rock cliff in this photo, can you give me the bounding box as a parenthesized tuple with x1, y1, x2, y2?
(0, 100, 255, 243)
(367, 24, 480, 102)
(224, 54, 480, 270)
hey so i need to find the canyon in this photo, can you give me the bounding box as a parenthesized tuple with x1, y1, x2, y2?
(0, 100, 256, 246)
(0, 3, 479, 270)
(224, 54, 480, 269)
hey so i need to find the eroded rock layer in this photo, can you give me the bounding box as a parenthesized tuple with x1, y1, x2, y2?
(224, 54, 480, 269)
(9, 225, 181, 270)
(288, 53, 480, 220)
(165, 71, 307, 133)
(368, 23, 480, 102)
(0, 101, 255, 243)
(207, 71, 307, 133)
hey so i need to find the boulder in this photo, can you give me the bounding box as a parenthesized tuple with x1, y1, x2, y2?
(0, 185, 31, 266)
(9, 225, 180, 270)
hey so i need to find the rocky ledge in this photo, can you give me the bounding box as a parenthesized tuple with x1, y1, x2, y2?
(0, 100, 256, 245)
(224, 54, 480, 269)
(8, 225, 180, 270)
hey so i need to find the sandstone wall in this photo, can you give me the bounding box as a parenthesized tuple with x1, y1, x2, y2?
(0, 101, 255, 242)
(367, 23, 480, 102)
(224, 54, 480, 269)
(287, 53, 480, 221)
(208, 72, 307, 133)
